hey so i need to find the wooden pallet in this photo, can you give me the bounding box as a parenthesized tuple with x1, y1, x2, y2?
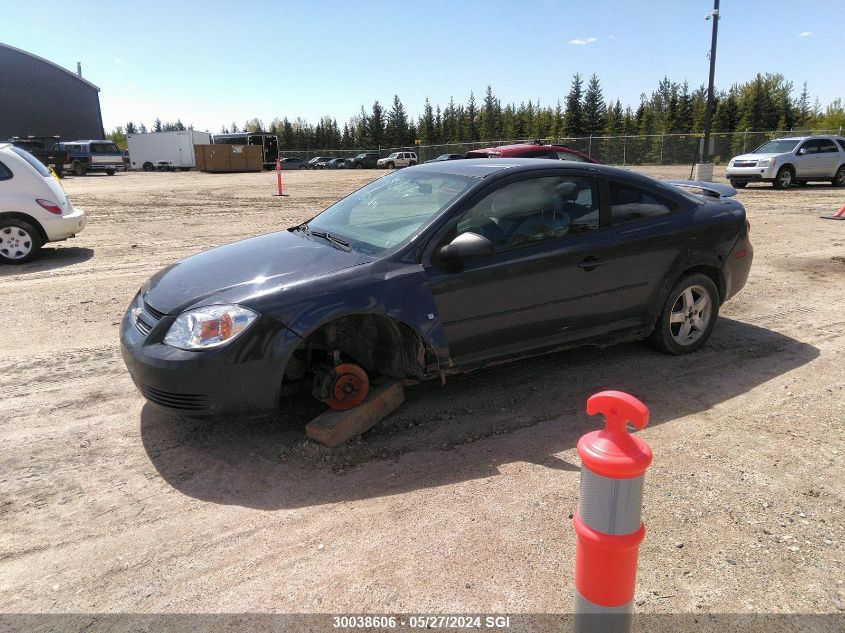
(305, 379, 404, 447)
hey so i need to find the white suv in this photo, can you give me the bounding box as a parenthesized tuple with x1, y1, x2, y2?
(0, 143, 86, 264)
(377, 151, 417, 169)
(726, 135, 845, 189)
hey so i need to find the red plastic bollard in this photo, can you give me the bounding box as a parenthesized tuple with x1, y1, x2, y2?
(273, 158, 288, 197)
(573, 391, 653, 632)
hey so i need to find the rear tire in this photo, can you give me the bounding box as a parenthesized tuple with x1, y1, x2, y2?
(647, 274, 719, 355)
(832, 165, 845, 187)
(0, 219, 42, 264)
(142, 162, 154, 172)
(772, 166, 794, 189)
(729, 179, 747, 189)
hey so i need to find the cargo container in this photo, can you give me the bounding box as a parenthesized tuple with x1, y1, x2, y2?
(213, 132, 278, 169)
(126, 130, 212, 171)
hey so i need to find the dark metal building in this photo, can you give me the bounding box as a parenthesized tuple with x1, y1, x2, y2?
(0, 42, 105, 141)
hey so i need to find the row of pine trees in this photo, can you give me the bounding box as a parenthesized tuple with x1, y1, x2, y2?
(111, 73, 844, 159)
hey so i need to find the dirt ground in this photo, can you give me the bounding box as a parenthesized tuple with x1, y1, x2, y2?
(1, 165, 843, 618)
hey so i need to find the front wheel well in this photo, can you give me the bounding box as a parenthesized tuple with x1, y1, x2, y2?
(0, 212, 48, 242)
(283, 314, 431, 384)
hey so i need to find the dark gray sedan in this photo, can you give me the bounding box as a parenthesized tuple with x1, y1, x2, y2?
(121, 160, 752, 415)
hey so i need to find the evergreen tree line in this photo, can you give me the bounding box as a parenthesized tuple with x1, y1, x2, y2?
(108, 73, 844, 163)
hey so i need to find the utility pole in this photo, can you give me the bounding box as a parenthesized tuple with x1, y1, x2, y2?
(700, 0, 720, 168)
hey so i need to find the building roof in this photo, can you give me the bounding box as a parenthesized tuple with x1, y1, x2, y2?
(0, 42, 100, 92)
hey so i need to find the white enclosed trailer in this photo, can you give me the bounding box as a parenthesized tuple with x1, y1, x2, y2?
(126, 130, 212, 171)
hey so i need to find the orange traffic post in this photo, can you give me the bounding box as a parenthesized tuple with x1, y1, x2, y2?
(573, 391, 653, 633)
(820, 203, 845, 220)
(273, 158, 288, 197)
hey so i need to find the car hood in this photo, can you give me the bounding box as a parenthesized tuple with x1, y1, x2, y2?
(142, 230, 374, 315)
(731, 152, 783, 162)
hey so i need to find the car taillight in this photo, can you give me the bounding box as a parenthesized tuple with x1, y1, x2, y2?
(36, 199, 62, 215)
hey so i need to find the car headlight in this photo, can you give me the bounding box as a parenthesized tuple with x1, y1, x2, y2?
(164, 304, 258, 350)
(757, 159, 770, 167)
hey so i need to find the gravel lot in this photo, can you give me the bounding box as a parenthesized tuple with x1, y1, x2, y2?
(1, 166, 843, 616)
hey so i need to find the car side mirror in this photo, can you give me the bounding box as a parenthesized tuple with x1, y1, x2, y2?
(439, 232, 494, 261)
(798, 148, 806, 155)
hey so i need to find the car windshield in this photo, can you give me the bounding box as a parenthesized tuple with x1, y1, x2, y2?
(306, 171, 474, 254)
(752, 139, 800, 154)
(9, 146, 51, 177)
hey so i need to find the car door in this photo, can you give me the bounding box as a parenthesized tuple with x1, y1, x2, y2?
(795, 140, 823, 177)
(816, 139, 840, 176)
(424, 172, 624, 366)
(599, 179, 692, 324)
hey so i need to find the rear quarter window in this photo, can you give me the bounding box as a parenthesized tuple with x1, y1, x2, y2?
(91, 143, 120, 153)
(0, 160, 12, 181)
(609, 182, 676, 225)
(9, 146, 51, 177)
(837, 139, 845, 152)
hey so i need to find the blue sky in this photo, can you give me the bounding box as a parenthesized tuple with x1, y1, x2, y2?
(3, 0, 842, 132)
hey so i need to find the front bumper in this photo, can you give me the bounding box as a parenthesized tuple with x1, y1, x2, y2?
(42, 207, 86, 242)
(725, 164, 777, 182)
(120, 298, 301, 416)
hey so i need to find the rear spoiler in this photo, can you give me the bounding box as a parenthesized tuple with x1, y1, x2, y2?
(664, 179, 737, 198)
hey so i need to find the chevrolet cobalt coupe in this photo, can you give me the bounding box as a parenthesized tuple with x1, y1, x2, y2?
(121, 159, 752, 415)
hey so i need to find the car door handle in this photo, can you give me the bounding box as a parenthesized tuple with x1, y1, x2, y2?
(578, 256, 607, 270)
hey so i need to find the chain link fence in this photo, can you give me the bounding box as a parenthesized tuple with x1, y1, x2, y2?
(278, 128, 843, 166)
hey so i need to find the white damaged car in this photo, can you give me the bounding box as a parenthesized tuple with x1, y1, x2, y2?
(0, 143, 86, 264)
(726, 135, 845, 189)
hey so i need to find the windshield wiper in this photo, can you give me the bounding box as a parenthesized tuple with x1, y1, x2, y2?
(309, 229, 352, 251)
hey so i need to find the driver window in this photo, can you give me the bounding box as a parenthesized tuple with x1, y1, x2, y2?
(456, 176, 600, 250)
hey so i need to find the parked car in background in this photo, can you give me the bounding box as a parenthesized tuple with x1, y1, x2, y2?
(465, 143, 598, 163)
(376, 151, 417, 169)
(349, 152, 380, 169)
(121, 159, 751, 416)
(307, 156, 335, 169)
(425, 154, 464, 163)
(55, 140, 125, 176)
(325, 158, 349, 169)
(312, 157, 338, 169)
(0, 143, 86, 264)
(278, 158, 307, 170)
(725, 135, 845, 189)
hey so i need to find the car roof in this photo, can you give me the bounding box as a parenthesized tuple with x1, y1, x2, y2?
(411, 157, 636, 179)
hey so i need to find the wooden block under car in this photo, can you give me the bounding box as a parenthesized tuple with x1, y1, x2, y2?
(305, 379, 405, 447)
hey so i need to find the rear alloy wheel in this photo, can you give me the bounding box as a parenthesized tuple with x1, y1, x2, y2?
(648, 274, 719, 355)
(0, 220, 42, 264)
(832, 165, 845, 187)
(773, 166, 794, 189)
